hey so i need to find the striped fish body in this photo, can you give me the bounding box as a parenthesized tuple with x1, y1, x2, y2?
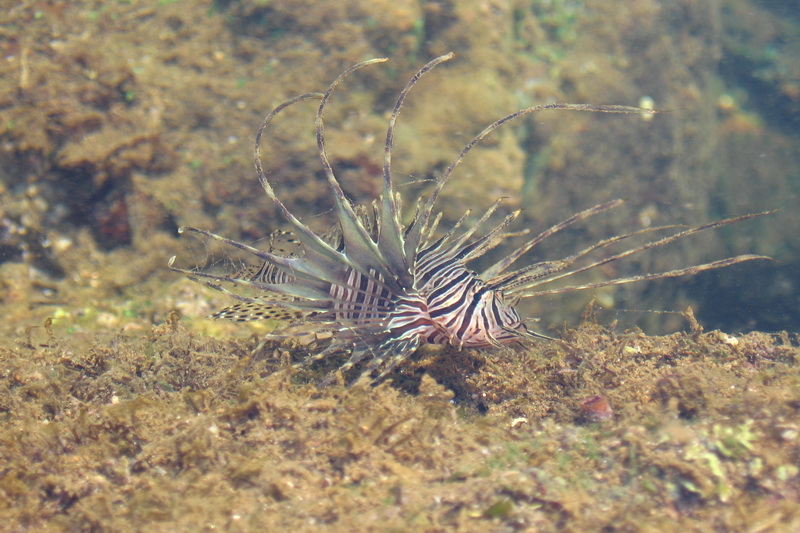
(170, 54, 771, 384)
(401, 248, 525, 349)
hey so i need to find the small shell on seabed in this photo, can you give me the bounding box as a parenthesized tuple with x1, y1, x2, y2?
(579, 395, 614, 422)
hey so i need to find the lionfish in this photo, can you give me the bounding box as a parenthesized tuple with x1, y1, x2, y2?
(170, 53, 770, 383)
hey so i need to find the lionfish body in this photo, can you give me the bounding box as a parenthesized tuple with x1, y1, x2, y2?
(171, 54, 770, 382)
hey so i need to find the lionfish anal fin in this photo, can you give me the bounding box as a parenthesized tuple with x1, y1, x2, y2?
(211, 302, 305, 322)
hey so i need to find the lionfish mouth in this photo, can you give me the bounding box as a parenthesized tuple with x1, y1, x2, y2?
(169, 53, 772, 384)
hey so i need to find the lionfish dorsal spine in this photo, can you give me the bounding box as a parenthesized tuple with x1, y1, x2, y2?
(251, 93, 358, 283)
(380, 53, 456, 285)
(313, 58, 410, 293)
(482, 199, 624, 281)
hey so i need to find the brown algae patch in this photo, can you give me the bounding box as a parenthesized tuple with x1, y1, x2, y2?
(1, 316, 798, 530)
